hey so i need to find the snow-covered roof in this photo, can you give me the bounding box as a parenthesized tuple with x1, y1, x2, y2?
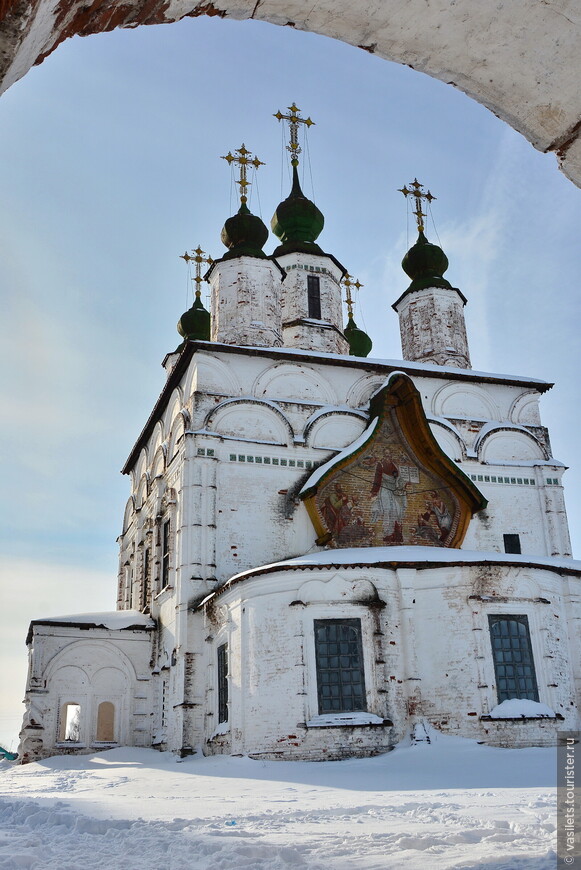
(27, 610, 155, 644)
(214, 546, 581, 594)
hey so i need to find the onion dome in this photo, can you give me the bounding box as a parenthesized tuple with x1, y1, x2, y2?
(177, 290, 210, 341)
(402, 230, 452, 292)
(344, 313, 372, 358)
(220, 201, 269, 261)
(271, 166, 325, 257)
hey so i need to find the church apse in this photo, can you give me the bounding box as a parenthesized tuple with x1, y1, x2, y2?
(301, 372, 486, 549)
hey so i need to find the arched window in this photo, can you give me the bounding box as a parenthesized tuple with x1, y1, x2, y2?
(59, 703, 81, 742)
(96, 701, 115, 742)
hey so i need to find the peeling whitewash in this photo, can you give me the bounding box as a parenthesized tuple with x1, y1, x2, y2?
(19, 255, 580, 761)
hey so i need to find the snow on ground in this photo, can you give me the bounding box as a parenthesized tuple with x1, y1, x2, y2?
(0, 731, 556, 870)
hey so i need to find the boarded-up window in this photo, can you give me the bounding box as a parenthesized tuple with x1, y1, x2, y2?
(96, 701, 115, 742)
(59, 703, 81, 742)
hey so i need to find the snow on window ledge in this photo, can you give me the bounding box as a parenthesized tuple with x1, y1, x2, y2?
(482, 699, 560, 721)
(306, 712, 393, 728)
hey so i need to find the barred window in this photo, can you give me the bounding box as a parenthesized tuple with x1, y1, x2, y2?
(489, 614, 539, 703)
(161, 520, 170, 589)
(314, 619, 366, 714)
(217, 644, 229, 724)
(142, 547, 150, 610)
(307, 275, 322, 320)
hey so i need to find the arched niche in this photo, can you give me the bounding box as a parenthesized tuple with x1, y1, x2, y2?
(478, 426, 547, 463)
(122, 496, 136, 535)
(167, 412, 186, 463)
(510, 391, 542, 426)
(304, 410, 367, 450)
(205, 398, 293, 445)
(186, 352, 242, 400)
(297, 574, 380, 603)
(346, 375, 390, 409)
(253, 363, 337, 404)
(162, 388, 185, 434)
(427, 419, 465, 462)
(432, 382, 500, 422)
(1, 4, 579, 185)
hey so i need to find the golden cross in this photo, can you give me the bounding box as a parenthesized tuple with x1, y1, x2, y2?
(180, 245, 213, 295)
(342, 272, 363, 318)
(220, 144, 265, 204)
(273, 102, 315, 166)
(398, 178, 436, 233)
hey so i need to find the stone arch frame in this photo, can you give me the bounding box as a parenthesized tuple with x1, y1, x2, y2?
(205, 397, 295, 445)
(45, 640, 139, 747)
(346, 374, 391, 410)
(122, 495, 136, 535)
(426, 416, 466, 462)
(475, 424, 548, 463)
(1, 4, 579, 186)
(162, 388, 185, 436)
(185, 351, 242, 401)
(303, 407, 368, 449)
(509, 390, 542, 426)
(432, 381, 501, 422)
(252, 362, 337, 405)
(167, 410, 186, 465)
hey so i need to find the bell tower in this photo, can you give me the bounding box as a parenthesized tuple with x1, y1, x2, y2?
(393, 180, 471, 369)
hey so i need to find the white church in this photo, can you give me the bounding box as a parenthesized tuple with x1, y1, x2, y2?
(19, 106, 581, 763)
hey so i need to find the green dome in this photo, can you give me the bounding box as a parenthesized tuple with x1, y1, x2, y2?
(402, 230, 452, 291)
(344, 314, 372, 358)
(177, 291, 211, 341)
(271, 166, 324, 257)
(220, 201, 269, 260)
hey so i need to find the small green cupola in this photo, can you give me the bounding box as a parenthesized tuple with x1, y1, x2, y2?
(398, 178, 452, 292)
(177, 290, 210, 341)
(221, 201, 269, 260)
(218, 144, 269, 261)
(271, 165, 325, 257)
(344, 313, 372, 358)
(342, 274, 372, 358)
(177, 246, 213, 343)
(401, 230, 452, 292)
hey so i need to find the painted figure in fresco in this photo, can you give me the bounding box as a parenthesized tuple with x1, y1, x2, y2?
(369, 454, 408, 543)
(415, 490, 453, 544)
(322, 483, 352, 538)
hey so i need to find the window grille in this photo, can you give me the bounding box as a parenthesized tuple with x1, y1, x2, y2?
(161, 520, 170, 589)
(142, 548, 150, 609)
(307, 275, 322, 320)
(217, 644, 229, 724)
(488, 615, 539, 703)
(314, 619, 366, 714)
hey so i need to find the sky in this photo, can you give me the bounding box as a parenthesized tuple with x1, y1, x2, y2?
(0, 15, 580, 749)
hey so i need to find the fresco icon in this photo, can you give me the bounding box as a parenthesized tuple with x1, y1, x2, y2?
(301, 373, 486, 550)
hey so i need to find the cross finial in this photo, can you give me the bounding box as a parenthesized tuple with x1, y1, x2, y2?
(180, 245, 213, 295)
(398, 178, 436, 233)
(220, 144, 265, 204)
(342, 272, 363, 319)
(273, 102, 315, 167)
